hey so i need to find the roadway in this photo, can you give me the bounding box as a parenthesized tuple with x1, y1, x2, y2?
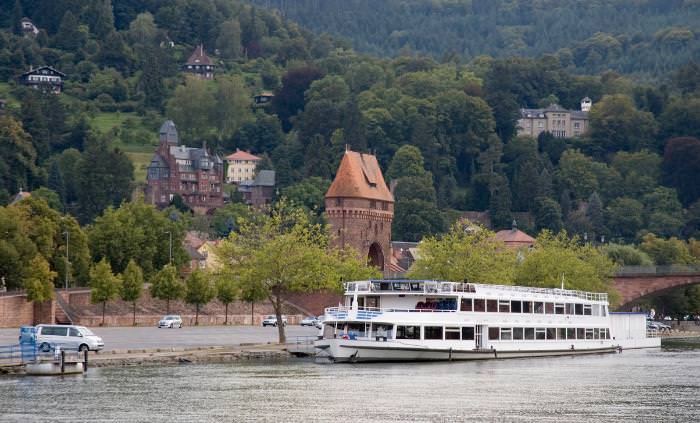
(0, 325, 318, 351)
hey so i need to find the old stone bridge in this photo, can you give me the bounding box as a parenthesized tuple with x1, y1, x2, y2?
(615, 265, 700, 310)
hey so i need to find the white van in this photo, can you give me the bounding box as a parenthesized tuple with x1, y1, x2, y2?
(35, 324, 105, 352)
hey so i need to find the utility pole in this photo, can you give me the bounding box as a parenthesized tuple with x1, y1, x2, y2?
(165, 231, 172, 264)
(63, 231, 70, 290)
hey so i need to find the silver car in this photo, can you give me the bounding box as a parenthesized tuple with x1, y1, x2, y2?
(158, 315, 183, 328)
(35, 324, 104, 352)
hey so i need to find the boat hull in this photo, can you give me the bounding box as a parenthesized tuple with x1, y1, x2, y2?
(315, 339, 623, 363)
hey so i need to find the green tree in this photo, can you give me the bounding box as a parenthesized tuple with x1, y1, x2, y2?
(605, 197, 644, 241)
(23, 255, 56, 323)
(215, 203, 379, 343)
(184, 270, 214, 326)
(642, 187, 684, 237)
(120, 260, 144, 326)
(90, 258, 122, 326)
(139, 48, 166, 109)
(0, 116, 40, 196)
(88, 199, 186, 277)
(489, 173, 512, 230)
(601, 244, 653, 266)
(589, 94, 659, 153)
(663, 137, 700, 207)
(555, 150, 598, 201)
(639, 234, 695, 265)
(215, 277, 238, 325)
(53, 11, 84, 51)
(534, 197, 563, 233)
(217, 19, 243, 59)
(150, 264, 185, 314)
(515, 231, 620, 306)
(386, 145, 429, 180)
(32, 187, 62, 211)
(409, 220, 517, 284)
(280, 177, 332, 214)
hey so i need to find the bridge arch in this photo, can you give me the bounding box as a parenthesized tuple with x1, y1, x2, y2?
(614, 268, 700, 310)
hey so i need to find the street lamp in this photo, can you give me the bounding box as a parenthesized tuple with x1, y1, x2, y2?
(63, 231, 70, 290)
(165, 231, 173, 264)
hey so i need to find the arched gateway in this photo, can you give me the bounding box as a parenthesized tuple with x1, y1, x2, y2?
(324, 149, 394, 271)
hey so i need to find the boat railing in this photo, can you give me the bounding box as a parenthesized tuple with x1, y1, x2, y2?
(344, 280, 608, 302)
(646, 329, 660, 338)
(325, 306, 458, 315)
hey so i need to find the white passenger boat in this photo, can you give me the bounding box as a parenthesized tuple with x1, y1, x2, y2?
(314, 280, 660, 363)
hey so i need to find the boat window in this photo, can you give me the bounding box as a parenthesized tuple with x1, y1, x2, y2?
(524, 328, 535, 340)
(396, 325, 420, 340)
(566, 303, 575, 315)
(602, 306, 607, 317)
(583, 305, 592, 316)
(535, 328, 546, 340)
(592, 304, 600, 316)
(461, 327, 475, 340)
(593, 328, 600, 339)
(511, 300, 522, 313)
(585, 329, 594, 340)
(500, 328, 512, 340)
(460, 298, 473, 312)
(423, 326, 443, 340)
(555, 304, 565, 315)
(522, 301, 532, 313)
(557, 328, 566, 339)
(534, 302, 544, 314)
(546, 328, 556, 340)
(601, 328, 609, 339)
(498, 300, 510, 313)
(379, 282, 391, 291)
(567, 328, 576, 339)
(513, 327, 524, 340)
(365, 296, 379, 308)
(576, 328, 585, 339)
(410, 282, 422, 291)
(474, 299, 485, 312)
(545, 303, 554, 314)
(445, 327, 460, 340)
(488, 327, 499, 340)
(357, 297, 365, 308)
(486, 300, 498, 313)
(575, 304, 583, 315)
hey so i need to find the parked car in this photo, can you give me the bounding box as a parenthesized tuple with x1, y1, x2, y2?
(300, 316, 318, 327)
(35, 324, 104, 352)
(262, 315, 287, 327)
(158, 315, 183, 328)
(314, 315, 325, 329)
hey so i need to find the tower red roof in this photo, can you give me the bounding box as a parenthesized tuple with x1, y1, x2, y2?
(325, 150, 394, 202)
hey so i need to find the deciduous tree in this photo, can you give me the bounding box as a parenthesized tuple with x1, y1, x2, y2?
(90, 258, 122, 326)
(185, 270, 214, 326)
(150, 264, 185, 314)
(120, 260, 143, 326)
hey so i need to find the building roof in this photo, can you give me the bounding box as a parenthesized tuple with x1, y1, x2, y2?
(19, 65, 66, 78)
(169, 145, 223, 166)
(159, 120, 179, 145)
(185, 44, 213, 66)
(520, 103, 589, 119)
(226, 149, 261, 161)
(494, 222, 535, 247)
(325, 150, 394, 202)
(239, 170, 275, 188)
(10, 190, 31, 205)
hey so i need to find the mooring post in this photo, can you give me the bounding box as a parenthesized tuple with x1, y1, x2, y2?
(83, 349, 88, 370)
(60, 350, 65, 374)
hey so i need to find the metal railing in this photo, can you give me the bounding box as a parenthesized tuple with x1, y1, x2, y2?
(343, 280, 608, 302)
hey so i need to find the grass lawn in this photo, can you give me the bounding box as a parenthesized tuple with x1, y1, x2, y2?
(89, 112, 158, 183)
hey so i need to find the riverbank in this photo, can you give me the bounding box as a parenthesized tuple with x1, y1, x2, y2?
(0, 342, 302, 375)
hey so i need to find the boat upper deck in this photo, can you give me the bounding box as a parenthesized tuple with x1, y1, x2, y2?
(344, 280, 609, 303)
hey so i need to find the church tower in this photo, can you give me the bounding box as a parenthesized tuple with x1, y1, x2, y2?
(325, 149, 394, 270)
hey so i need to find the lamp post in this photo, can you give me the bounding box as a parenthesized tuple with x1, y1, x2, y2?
(63, 231, 70, 290)
(165, 231, 173, 264)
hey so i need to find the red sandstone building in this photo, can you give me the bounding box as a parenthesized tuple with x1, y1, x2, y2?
(146, 120, 224, 214)
(325, 149, 394, 270)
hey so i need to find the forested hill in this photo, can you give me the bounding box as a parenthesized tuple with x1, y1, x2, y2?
(251, 0, 700, 78)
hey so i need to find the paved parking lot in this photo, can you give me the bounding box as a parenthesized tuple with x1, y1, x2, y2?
(0, 325, 318, 350)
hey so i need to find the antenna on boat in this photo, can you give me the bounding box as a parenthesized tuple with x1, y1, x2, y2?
(560, 273, 565, 290)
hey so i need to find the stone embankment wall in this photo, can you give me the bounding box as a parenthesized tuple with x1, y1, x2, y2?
(0, 288, 340, 328)
(0, 292, 54, 328)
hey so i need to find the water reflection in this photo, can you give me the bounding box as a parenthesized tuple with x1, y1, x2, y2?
(1, 348, 699, 422)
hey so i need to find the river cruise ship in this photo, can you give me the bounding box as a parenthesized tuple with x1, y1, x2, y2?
(314, 280, 659, 363)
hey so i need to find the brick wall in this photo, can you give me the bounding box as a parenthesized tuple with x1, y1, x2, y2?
(0, 293, 55, 328)
(614, 274, 700, 309)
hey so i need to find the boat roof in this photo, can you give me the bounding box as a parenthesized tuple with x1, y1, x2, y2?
(345, 279, 609, 302)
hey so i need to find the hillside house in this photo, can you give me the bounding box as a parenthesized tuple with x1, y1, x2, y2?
(225, 149, 261, 183)
(19, 66, 66, 94)
(182, 44, 214, 80)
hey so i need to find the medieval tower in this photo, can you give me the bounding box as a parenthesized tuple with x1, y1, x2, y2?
(325, 149, 394, 270)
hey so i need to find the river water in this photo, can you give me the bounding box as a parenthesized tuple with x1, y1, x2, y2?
(1, 347, 699, 422)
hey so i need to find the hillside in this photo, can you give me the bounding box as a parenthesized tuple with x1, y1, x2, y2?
(0, 0, 698, 246)
(251, 0, 700, 79)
